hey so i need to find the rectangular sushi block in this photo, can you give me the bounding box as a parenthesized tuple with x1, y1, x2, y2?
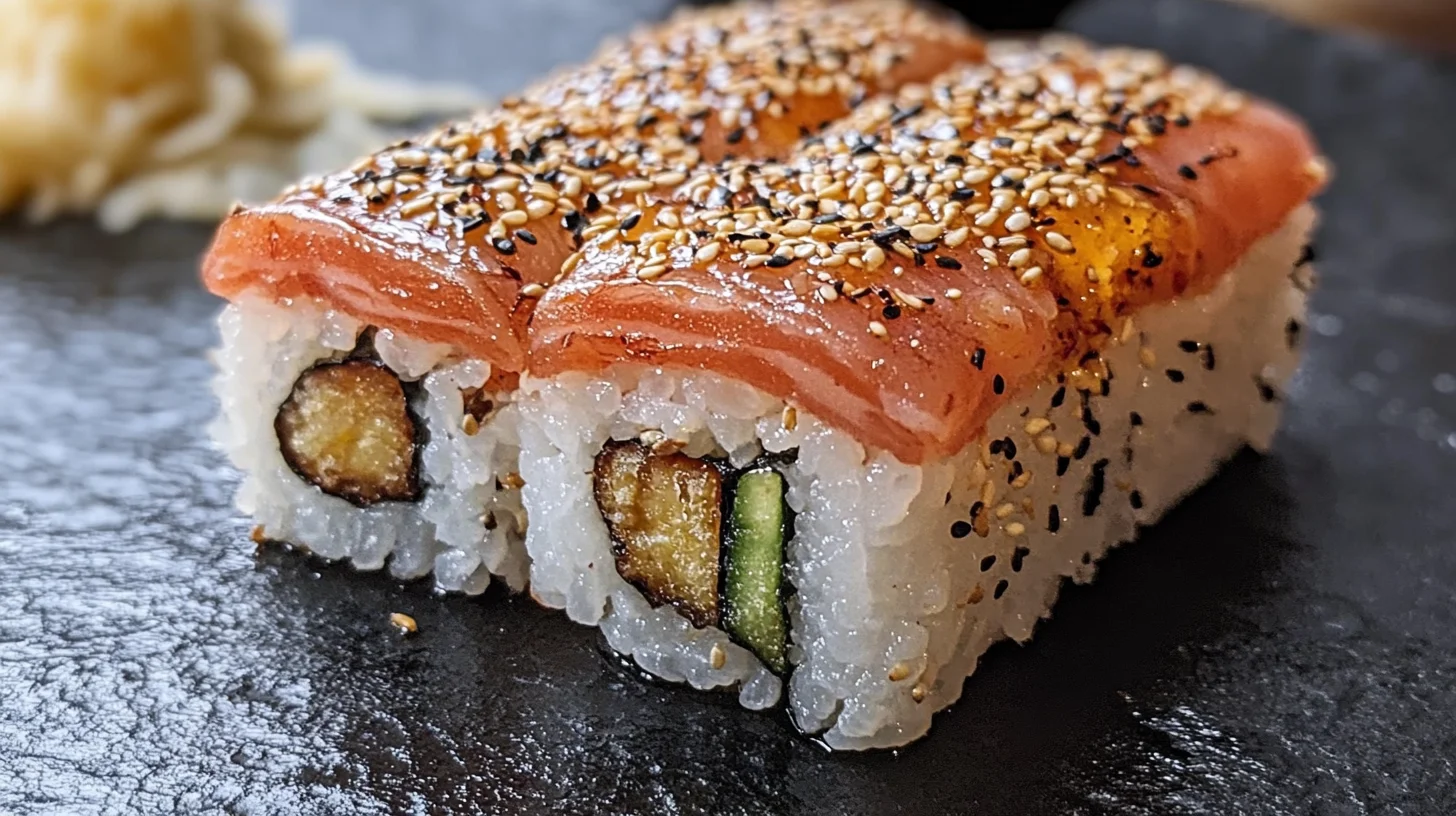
(199, 0, 1325, 750)
(210, 297, 529, 591)
(518, 204, 1314, 748)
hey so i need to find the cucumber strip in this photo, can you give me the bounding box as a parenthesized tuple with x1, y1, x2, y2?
(721, 468, 789, 674)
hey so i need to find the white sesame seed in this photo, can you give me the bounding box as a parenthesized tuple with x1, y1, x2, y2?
(909, 223, 943, 243)
(1019, 266, 1044, 284)
(945, 288, 963, 300)
(636, 264, 669, 281)
(868, 320, 888, 338)
(1045, 231, 1075, 253)
(1004, 212, 1032, 232)
(520, 283, 547, 298)
(863, 245, 887, 269)
(399, 197, 436, 218)
(782, 219, 813, 237)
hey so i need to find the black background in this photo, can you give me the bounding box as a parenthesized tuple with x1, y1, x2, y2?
(3, 1, 1455, 813)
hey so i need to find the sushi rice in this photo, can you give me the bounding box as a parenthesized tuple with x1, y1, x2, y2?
(211, 296, 528, 592)
(517, 205, 1315, 749)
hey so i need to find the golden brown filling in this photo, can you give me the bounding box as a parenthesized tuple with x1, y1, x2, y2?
(593, 441, 723, 628)
(275, 360, 421, 507)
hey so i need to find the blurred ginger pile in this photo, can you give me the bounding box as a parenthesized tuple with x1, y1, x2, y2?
(0, 0, 478, 231)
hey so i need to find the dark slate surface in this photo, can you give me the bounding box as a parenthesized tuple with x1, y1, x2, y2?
(2, 1, 1454, 813)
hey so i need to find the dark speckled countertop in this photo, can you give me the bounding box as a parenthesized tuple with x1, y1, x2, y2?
(2, 1, 1454, 813)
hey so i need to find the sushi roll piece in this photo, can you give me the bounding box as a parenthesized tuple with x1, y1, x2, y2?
(201, 0, 984, 592)
(518, 36, 1327, 746)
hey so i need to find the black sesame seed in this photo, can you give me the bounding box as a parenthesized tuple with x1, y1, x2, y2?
(1177, 165, 1199, 180)
(935, 256, 962, 270)
(460, 215, 489, 233)
(1056, 456, 1070, 476)
(872, 225, 908, 244)
(882, 303, 902, 320)
(1050, 386, 1066, 409)
(1142, 243, 1164, 268)
(993, 579, 1009, 600)
(1100, 378, 1111, 397)
(993, 375, 1006, 395)
(890, 103, 924, 125)
(989, 439, 1005, 456)
(813, 213, 844, 225)
(951, 520, 973, 539)
(1047, 505, 1061, 533)
(493, 237, 517, 255)
(767, 255, 794, 268)
(1082, 459, 1110, 517)
(971, 348, 986, 370)
(1130, 411, 1143, 426)
(980, 554, 996, 572)
(1003, 438, 1017, 460)
(620, 212, 642, 232)
(1174, 114, 1191, 127)
(950, 188, 977, 201)
(1187, 401, 1214, 414)
(726, 127, 746, 144)
(1007, 462, 1024, 484)
(1202, 346, 1217, 371)
(585, 193, 602, 213)
(514, 229, 538, 246)
(1130, 490, 1145, 510)
(1178, 340, 1201, 353)
(1166, 369, 1186, 383)
(991, 136, 1014, 149)
(1011, 546, 1030, 572)
(970, 501, 984, 519)
(1073, 435, 1091, 460)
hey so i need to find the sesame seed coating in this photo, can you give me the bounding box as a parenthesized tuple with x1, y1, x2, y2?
(209, 0, 984, 376)
(531, 35, 1323, 464)
(277, 0, 980, 290)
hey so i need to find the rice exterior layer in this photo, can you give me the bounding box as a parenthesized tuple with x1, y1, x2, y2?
(211, 296, 528, 591)
(517, 205, 1314, 748)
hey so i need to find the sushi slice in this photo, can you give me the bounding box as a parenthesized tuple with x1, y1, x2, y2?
(518, 36, 1326, 745)
(201, 0, 984, 592)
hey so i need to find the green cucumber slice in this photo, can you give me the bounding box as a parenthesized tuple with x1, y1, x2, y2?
(721, 468, 789, 674)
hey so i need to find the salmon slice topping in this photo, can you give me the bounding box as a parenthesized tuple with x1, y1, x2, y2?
(530, 37, 1326, 464)
(201, 0, 985, 375)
